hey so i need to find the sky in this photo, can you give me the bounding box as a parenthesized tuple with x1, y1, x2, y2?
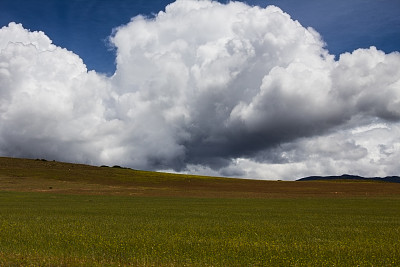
(0, 0, 400, 180)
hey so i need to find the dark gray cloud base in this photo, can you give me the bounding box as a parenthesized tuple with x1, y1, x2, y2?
(1, 0, 400, 179)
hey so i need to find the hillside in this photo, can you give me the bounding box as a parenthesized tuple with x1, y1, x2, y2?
(297, 174, 400, 183)
(1, 157, 400, 198)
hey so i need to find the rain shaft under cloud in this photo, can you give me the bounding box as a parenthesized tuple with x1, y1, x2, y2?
(1, 0, 400, 180)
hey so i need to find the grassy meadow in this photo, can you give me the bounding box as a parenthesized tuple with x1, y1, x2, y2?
(1, 157, 400, 266)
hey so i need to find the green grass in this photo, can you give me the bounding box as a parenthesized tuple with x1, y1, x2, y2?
(1, 192, 399, 266)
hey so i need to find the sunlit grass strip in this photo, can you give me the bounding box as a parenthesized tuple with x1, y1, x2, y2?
(0, 192, 399, 266)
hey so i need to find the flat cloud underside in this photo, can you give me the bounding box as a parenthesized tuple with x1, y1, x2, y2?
(1, 0, 400, 179)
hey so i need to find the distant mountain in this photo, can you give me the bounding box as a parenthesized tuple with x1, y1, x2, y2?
(297, 174, 400, 183)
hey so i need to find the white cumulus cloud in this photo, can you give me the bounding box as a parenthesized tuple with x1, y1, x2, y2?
(1, 0, 400, 180)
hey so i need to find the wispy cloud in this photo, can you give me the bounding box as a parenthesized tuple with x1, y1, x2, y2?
(1, 0, 399, 179)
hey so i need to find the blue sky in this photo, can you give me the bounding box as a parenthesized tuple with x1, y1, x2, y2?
(1, 0, 399, 74)
(1, 0, 400, 179)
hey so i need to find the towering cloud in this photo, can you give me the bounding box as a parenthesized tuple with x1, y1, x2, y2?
(1, 0, 399, 179)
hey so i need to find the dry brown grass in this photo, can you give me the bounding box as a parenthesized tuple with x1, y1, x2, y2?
(1, 157, 400, 198)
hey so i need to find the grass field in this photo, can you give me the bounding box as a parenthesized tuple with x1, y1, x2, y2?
(2, 157, 400, 198)
(1, 157, 400, 266)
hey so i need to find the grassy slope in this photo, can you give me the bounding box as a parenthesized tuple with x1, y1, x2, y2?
(1, 157, 400, 198)
(1, 157, 400, 266)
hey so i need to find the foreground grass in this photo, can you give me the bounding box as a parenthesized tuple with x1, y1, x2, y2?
(0, 192, 399, 266)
